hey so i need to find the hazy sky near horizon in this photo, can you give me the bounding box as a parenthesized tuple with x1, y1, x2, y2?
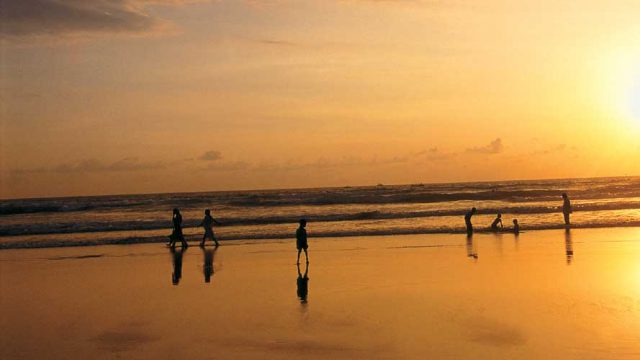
(1, 0, 640, 198)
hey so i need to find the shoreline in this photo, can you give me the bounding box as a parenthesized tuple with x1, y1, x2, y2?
(2, 224, 640, 250)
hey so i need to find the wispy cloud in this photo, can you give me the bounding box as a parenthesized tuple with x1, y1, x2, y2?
(204, 161, 250, 171)
(0, 0, 207, 39)
(13, 157, 166, 174)
(465, 138, 504, 155)
(198, 150, 223, 161)
(197, 154, 410, 172)
(253, 38, 300, 47)
(415, 147, 457, 161)
(529, 144, 567, 156)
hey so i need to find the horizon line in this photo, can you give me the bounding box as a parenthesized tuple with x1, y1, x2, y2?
(1, 174, 638, 202)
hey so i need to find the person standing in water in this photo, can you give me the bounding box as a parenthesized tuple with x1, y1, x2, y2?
(199, 209, 221, 247)
(513, 219, 520, 235)
(296, 219, 309, 264)
(490, 213, 503, 232)
(562, 193, 572, 228)
(465, 207, 477, 235)
(169, 208, 188, 248)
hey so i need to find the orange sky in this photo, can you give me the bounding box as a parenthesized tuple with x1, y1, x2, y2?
(1, 0, 640, 199)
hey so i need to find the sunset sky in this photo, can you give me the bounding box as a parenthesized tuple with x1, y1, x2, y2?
(2, 0, 640, 199)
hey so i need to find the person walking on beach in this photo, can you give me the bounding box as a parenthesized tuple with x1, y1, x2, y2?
(465, 207, 477, 235)
(169, 208, 188, 248)
(490, 213, 503, 232)
(513, 219, 520, 235)
(562, 193, 572, 228)
(296, 219, 309, 264)
(199, 209, 221, 247)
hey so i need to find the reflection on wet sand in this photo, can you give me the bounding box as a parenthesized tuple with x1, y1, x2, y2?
(297, 263, 309, 304)
(466, 235, 478, 260)
(565, 229, 573, 265)
(202, 245, 218, 283)
(171, 247, 186, 285)
(6, 229, 640, 359)
(492, 232, 504, 255)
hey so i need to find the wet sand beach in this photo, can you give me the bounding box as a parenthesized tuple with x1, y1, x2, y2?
(3, 228, 640, 359)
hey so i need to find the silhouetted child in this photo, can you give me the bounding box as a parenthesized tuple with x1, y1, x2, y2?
(169, 208, 188, 248)
(296, 219, 309, 264)
(513, 219, 520, 234)
(490, 213, 503, 232)
(464, 207, 477, 235)
(199, 209, 221, 247)
(562, 193, 572, 227)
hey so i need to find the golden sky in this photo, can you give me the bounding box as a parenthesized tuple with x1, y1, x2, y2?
(1, 0, 640, 198)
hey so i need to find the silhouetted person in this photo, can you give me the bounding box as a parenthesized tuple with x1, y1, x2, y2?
(171, 246, 186, 285)
(297, 262, 309, 304)
(564, 228, 573, 265)
(296, 219, 309, 264)
(202, 245, 218, 283)
(513, 219, 520, 235)
(169, 208, 188, 248)
(490, 213, 503, 232)
(562, 193, 572, 228)
(199, 209, 221, 247)
(464, 207, 477, 235)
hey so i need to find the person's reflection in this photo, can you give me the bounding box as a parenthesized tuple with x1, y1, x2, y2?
(466, 234, 478, 260)
(202, 245, 219, 283)
(565, 229, 573, 265)
(297, 262, 309, 304)
(171, 246, 186, 285)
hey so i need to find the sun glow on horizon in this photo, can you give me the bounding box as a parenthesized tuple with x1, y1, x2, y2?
(601, 48, 640, 132)
(2, 0, 640, 199)
(625, 75, 640, 123)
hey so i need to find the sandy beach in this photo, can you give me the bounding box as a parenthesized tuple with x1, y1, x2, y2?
(2, 228, 640, 359)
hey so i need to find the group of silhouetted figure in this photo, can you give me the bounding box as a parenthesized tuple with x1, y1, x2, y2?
(167, 193, 576, 297)
(168, 208, 309, 263)
(464, 193, 573, 236)
(465, 193, 575, 263)
(168, 210, 310, 302)
(168, 208, 221, 248)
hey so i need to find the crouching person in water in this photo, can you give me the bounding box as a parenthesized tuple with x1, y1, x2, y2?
(490, 213, 503, 232)
(513, 219, 520, 235)
(296, 219, 309, 265)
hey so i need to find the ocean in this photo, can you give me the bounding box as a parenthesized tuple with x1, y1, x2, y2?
(2, 176, 640, 249)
